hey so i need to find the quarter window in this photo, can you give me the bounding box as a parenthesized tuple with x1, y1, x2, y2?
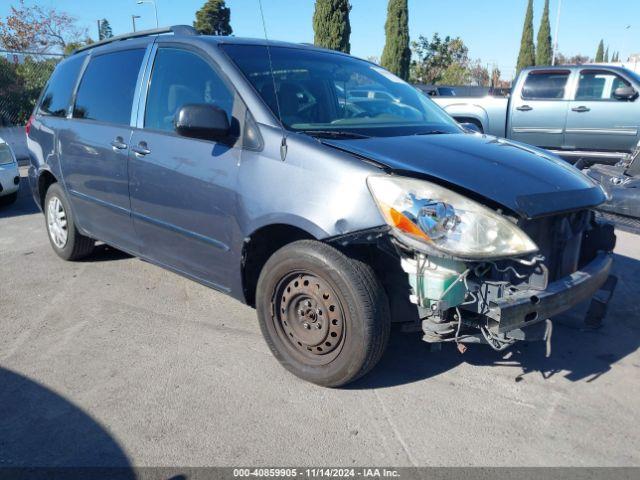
(39, 55, 85, 117)
(144, 48, 234, 132)
(576, 70, 631, 100)
(521, 71, 570, 100)
(73, 49, 145, 125)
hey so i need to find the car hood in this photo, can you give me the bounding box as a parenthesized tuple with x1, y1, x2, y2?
(322, 133, 605, 218)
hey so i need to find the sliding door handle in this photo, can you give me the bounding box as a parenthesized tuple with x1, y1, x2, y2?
(110, 137, 128, 151)
(516, 105, 533, 111)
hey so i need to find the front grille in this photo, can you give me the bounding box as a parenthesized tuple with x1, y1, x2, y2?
(519, 210, 591, 281)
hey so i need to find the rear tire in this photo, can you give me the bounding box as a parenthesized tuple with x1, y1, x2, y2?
(256, 240, 390, 387)
(44, 183, 94, 261)
(0, 191, 18, 206)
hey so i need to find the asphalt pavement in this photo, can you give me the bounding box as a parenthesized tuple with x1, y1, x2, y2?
(1, 170, 639, 467)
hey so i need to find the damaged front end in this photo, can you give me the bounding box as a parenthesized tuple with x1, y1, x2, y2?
(396, 211, 616, 351)
(357, 175, 617, 352)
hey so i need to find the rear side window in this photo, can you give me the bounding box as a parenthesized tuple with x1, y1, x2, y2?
(144, 48, 234, 132)
(521, 71, 570, 100)
(39, 55, 85, 117)
(576, 70, 631, 100)
(73, 49, 145, 125)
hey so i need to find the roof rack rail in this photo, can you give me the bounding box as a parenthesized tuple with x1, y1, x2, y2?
(73, 25, 198, 54)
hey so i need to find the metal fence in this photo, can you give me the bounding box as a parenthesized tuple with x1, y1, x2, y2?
(0, 50, 64, 127)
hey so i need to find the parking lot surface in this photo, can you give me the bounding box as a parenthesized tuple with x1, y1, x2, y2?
(1, 171, 639, 467)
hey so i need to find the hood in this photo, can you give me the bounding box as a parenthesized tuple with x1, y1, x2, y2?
(322, 133, 605, 218)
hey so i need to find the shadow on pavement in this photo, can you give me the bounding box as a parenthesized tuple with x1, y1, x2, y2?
(352, 251, 640, 389)
(0, 367, 133, 475)
(80, 244, 132, 262)
(0, 176, 39, 219)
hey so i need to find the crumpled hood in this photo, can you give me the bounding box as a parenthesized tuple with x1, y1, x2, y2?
(323, 133, 605, 218)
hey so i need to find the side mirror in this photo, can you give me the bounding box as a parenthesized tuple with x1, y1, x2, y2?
(174, 104, 231, 142)
(613, 85, 638, 101)
(459, 122, 482, 134)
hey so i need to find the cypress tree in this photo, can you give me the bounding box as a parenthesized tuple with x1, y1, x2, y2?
(595, 40, 604, 62)
(98, 19, 113, 40)
(516, 0, 536, 74)
(313, 0, 351, 53)
(193, 0, 232, 36)
(604, 46, 609, 62)
(380, 0, 411, 80)
(536, 0, 552, 65)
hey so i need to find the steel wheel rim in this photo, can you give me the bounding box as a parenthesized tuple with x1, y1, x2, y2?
(272, 271, 346, 365)
(47, 196, 68, 249)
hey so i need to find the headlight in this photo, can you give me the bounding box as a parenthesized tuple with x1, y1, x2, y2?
(367, 175, 538, 259)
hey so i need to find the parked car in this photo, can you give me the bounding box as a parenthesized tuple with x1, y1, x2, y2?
(27, 26, 616, 387)
(0, 137, 20, 206)
(417, 85, 457, 97)
(434, 65, 640, 166)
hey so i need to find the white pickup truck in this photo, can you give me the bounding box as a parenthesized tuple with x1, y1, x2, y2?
(433, 65, 640, 165)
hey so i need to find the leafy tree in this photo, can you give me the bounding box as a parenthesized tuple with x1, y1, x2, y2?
(380, 0, 410, 80)
(516, 0, 535, 73)
(98, 19, 113, 40)
(468, 60, 490, 86)
(0, 56, 59, 125)
(536, 0, 552, 65)
(410, 33, 468, 84)
(0, 0, 85, 53)
(313, 0, 351, 53)
(440, 63, 470, 85)
(604, 46, 609, 62)
(63, 37, 93, 55)
(555, 52, 591, 65)
(595, 39, 604, 62)
(193, 0, 232, 36)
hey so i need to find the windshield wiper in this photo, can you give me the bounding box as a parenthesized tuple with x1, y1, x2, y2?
(299, 130, 370, 139)
(413, 129, 451, 136)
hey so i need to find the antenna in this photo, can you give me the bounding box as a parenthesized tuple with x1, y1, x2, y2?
(257, 0, 287, 160)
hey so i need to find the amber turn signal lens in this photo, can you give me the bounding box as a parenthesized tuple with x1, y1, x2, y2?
(384, 205, 431, 242)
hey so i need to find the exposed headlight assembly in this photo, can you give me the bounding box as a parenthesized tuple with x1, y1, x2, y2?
(367, 175, 538, 259)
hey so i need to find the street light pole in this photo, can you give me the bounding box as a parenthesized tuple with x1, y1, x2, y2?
(132, 14, 141, 32)
(552, 0, 563, 65)
(137, 0, 159, 28)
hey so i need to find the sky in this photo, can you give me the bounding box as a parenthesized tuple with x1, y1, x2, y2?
(1, 0, 639, 79)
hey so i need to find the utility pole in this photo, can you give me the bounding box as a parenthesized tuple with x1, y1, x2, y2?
(132, 14, 141, 32)
(97, 19, 101, 40)
(552, 0, 562, 65)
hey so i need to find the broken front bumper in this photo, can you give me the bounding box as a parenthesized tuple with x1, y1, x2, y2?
(483, 252, 613, 334)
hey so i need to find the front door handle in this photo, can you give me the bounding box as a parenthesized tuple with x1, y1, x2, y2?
(516, 105, 533, 111)
(571, 106, 591, 113)
(110, 137, 128, 151)
(131, 142, 151, 157)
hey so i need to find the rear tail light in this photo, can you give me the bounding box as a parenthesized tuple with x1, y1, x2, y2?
(25, 115, 34, 136)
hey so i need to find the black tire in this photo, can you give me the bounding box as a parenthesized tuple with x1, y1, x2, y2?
(0, 191, 18, 206)
(44, 183, 94, 261)
(256, 240, 390, 387)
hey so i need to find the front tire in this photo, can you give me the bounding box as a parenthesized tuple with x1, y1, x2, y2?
(256, 240, 390, 387)
(44, 183, 94, 261)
